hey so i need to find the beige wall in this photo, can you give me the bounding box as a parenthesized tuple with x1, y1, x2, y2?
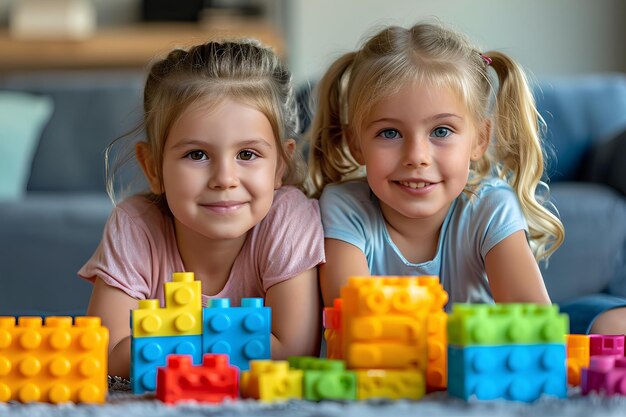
(285, 0, 626, 84)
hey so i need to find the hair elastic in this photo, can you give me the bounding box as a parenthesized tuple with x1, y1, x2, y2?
(480, 53, 492, 66)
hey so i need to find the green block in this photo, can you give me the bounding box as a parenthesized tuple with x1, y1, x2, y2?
(288, 356, 346, 371)
(447, 303, 569, 346)
(303, 370, 357, 401)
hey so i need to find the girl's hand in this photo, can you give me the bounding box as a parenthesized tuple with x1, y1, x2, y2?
(485, 230, 551, 304)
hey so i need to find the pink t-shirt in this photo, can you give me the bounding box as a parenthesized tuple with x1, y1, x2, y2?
(79, 186, 325, 307)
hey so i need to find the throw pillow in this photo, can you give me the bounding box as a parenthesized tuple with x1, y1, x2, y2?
(0, 91, 53, 200)
(586, 128, 626, 195)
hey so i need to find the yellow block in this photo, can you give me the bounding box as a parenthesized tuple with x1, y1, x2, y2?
(240, 360, 303, 402)
(132, 272, 202, 338)
(356, 369, 425, 400)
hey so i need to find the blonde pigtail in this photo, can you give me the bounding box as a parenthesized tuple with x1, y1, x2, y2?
(487, 51, 565, 260)
(307, 52, 360, 198)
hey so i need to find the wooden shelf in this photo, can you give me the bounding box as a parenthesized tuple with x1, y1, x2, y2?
(0, 21, 284, 71)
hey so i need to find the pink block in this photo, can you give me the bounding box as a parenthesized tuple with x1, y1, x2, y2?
(589, 334, 625, 356)
(581, 355, 626, 395)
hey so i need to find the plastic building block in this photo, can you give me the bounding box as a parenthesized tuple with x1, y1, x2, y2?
(202, 298, 270, 371)
(131, 334, 202, 394)
(426, 311, 447, 391)
(447, 344, 567, 402)
(589, 334, 625, 356)
(345, 331, 428, 370)
(156, 354, 238, 404)
(0, 316, 108, 404)
(581, 355, 626, 395)
(323, 299, 343, 359)
(323, 298, 342, 330)
(356, 369, 425, 400)
(288, 357, 356, 401)
(340, 276, 447, 317)
(240, 360, 303, 402)
(447, 304, 569, 346)
(131, 272, 202, 338)
(567, 334, 590, 386)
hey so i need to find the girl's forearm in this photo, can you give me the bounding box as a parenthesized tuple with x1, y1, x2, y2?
(108, 336, 131, 379)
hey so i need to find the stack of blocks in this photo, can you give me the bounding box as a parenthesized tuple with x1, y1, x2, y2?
(580, 334, 626, 395)
(447, 304, 569, 402)
(0, 316, 108, 404)
(323, 276, 449, 400)
(131, 272, 270, 394)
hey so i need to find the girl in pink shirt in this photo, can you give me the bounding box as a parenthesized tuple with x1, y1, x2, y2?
(79, 39, 325, 378)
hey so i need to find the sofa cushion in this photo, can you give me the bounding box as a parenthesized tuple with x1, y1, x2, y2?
(586, 128, 626, 196)
(0, 91, 53, 200)
(540, 182, 626, 302)
(535, 74, 626, 182)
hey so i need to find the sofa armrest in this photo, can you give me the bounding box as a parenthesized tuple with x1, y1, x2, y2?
(0, 193, 112, 316)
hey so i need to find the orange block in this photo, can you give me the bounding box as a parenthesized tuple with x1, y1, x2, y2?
(0, 316, 108, 404)
(567, 334, 590, 386)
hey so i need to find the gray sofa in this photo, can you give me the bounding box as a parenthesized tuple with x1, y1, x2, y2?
(0, 71, 625, 319)
(0, 71, 145, 316)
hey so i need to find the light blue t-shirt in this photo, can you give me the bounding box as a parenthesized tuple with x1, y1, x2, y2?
(319, 177, 528, 310)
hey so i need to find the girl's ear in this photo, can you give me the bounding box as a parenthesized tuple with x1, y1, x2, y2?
(471, 120, 491, 161)
(275, 138, 296, 189)
(346, 128, 365, 165)
(136, 141, 163, 194)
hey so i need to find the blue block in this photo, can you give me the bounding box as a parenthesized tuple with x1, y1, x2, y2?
(130, 334, 202, 394)
(202, 298, 271, 370)
(448, 344, 567, 402)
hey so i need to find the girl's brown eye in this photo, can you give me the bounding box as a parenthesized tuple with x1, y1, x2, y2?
(188, 151, 206, 160)
(238, 150, 257, 161)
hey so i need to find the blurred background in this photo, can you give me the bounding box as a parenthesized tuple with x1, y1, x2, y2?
(0, 0, 625, 80)
(0, 0, 625, 316)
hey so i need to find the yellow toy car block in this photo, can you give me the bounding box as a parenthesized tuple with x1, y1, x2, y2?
(0, 316, 108, 404)
(132, 272, 202, 338)
(356, 369, 425, 400)
(240, 360, 303, 402)
(426, 311, 447, 391)
(567, 334, 590, 386)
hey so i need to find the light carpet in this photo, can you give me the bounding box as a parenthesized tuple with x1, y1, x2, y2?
(1, 377, 626, 417)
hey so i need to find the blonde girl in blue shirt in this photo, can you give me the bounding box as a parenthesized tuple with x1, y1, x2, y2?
(309, 22, 564, 312)
(309, 21, 626, 336)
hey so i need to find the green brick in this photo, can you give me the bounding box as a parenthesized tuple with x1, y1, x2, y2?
(303, 369, 357, 401)
(447, 303, 569, 346)
(288, 356, 346, 371)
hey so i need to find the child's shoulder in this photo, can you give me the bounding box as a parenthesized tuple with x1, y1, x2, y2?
(320, 178, 371, 203)
(113, 194, 169, 229)
(269, 185, 320, 216)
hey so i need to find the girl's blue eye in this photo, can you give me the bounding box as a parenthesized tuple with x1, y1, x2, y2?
(187, 150, 207, 161)
(432, 127, 452, 138)
(238, 150, 258, 161)
(378, 129, 401, 139)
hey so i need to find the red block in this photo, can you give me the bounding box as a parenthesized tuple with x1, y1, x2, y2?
(156, 353, 239, 404)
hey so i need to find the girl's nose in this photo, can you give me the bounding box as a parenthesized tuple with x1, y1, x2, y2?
(208, 159, 239, 189)
(402, 136, 432, 167)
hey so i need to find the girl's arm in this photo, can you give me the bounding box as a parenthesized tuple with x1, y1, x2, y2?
(485, 230, 551, 304)
(265, 267, 322, 358)
(86, 278, 138, 379)
(319, 238, 370, 307)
